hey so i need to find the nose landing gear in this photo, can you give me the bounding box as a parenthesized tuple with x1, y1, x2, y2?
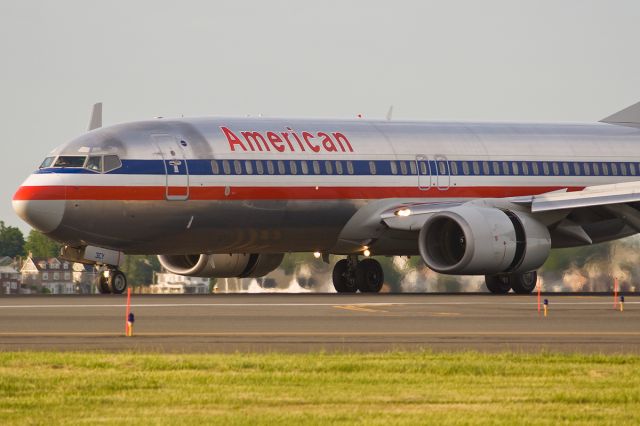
(97, 269, 128, 294)
(332, 256, 384, 293)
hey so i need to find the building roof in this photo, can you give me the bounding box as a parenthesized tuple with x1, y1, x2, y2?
(0, 265, 18, 274)
(21, 257, 71, 273)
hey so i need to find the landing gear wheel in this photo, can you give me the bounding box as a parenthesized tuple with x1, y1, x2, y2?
(108, 270, 128, 294)
(356, 259, 384, 293)
(97, 274, 111, 294)
(332, 259, 357, 293)
(509, 271, 537, 294)
(485, 274, 511, 294)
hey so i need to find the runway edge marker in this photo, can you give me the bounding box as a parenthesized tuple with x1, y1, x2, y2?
(125, 287, 132, 336)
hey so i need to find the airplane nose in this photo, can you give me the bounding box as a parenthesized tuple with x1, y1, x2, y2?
(12, 175, 66, 234)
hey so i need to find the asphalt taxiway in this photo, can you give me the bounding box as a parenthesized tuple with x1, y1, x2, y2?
(0, 293, 637, 353)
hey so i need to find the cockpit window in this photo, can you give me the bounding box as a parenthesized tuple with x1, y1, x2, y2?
(54, 156, 87, 168)
(39, 157, 55, 169)
(86, 156, 102, 172)
(103, 155, 122, 173)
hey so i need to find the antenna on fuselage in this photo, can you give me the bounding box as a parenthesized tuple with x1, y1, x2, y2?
(88, 102, 103, 131)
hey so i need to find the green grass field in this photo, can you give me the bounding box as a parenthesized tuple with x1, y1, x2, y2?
(0, 351, 639, 425)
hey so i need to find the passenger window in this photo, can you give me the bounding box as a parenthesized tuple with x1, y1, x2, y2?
(234, 160, 242, 175)
(601, 163, 609, 176)
(542, 162, 550, 176)
(325, 161, 333, 174)
(532, 162, 539, 175)
(492, 162, 500, 175)
(552, 162, 560, 176)
(54, 156, 87, 168)
(335, 161, 343, 175)
(573, 163, 581, 176)
(611, 163, 618, 176)
(593, 163, 600, 176)
(399, 161, 408, 175)
(522, 162, 530, 175)
(266, 160, 275, 175)
(245, 161, 253, 175)
(103, 155, 122, 173)
(482, 161, 490, 175)
(313, 161, 321, 175)
(472, 161, 480, 175)
(562, 162, 570, 175)
(301, 161, 309, 175)
(450, 162, 458, 175)
(511, 162, 519, 175)
(211, 160, 220, 174)
(390, 161, 398, 175)
(621, 163, 628, 176)
(462, 162, 470, 175)
(409, 161, 417, 175)
(223, 160, 231, 175)
(502, 162, 509, 175)
(256, 161, 264, 175)
(631, 163, 637, 176)
(290, 161, 297, 175)
(420, 162, 428, 175)
(347, 160, 354, 175)
(583, 163, 591, 176)
(439, 161, 447, 175)
(277, 161, 286, 175)
(369, 161, 377, 175)
(86, 156, 102, 172)
(39, 157, 55, 169)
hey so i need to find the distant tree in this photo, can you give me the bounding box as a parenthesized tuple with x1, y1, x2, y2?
(0, 221, 25, 257)
(24, 230, 61, 258)
(121, 255, 161, 286)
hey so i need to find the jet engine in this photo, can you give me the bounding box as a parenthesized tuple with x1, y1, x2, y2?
(158, 253, 284, 278)
(418, 206, 551, 275)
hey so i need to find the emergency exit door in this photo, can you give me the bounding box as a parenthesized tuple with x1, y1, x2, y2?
(152, 134, 189, 200)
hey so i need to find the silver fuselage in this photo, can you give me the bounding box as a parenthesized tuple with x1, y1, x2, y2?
(13, 117, 640, 255)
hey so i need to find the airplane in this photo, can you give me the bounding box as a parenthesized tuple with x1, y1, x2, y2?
(12, 101, 640, 294)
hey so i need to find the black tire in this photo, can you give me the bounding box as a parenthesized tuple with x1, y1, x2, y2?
(97, 274, 111, 294)
(108, 270, 128, 294)
(509, 271, 537, 294)
(332, 259, 357, 293)
(485, 274, 511, 294)
(356, 259, 384, 293)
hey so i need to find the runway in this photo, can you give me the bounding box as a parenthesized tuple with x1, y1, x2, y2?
(0, 293, 637, 353)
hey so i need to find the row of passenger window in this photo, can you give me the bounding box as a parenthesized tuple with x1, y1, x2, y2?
(212, 159, 361, 176)
(210, 159, 640, 177)
(452, 160, 640, 177)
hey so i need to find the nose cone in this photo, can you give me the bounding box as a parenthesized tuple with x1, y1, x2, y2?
(12, 174, 66, 234)
(13, 199, 65, 233)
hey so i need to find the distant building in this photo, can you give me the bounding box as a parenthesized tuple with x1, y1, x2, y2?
(151, 271, 210, 294)
(21, 257, 75, 294)
(0, 264, 21, 295)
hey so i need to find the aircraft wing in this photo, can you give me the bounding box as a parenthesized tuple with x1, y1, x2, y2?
(375, 181, 640, 237)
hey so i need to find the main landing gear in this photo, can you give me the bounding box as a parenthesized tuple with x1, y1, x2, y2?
(96, 268, 128, 294)
(484, 271, 537, 294)
(332, 256, 384, 293)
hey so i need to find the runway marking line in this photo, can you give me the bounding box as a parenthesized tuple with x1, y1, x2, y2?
(333, 305, 389, 313)
(1, 331, 640, 337)
(0, 301, 637, 309)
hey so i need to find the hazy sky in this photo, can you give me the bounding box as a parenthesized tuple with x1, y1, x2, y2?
(1, 0, 640, 232)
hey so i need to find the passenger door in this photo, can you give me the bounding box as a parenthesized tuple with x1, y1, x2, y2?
(152, 134, 189, 201)
(434, 155, 450, 190)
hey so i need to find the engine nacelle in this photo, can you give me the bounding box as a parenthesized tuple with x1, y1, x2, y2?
(418, 206, 550, 275)
(158, 253, 284, 278)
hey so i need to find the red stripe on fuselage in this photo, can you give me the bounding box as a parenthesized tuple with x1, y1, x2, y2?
(13, 185, 585, 201)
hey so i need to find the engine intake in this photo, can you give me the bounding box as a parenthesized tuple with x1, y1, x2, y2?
(158, 253, 284, 278)
(418, 206, 550, 275)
